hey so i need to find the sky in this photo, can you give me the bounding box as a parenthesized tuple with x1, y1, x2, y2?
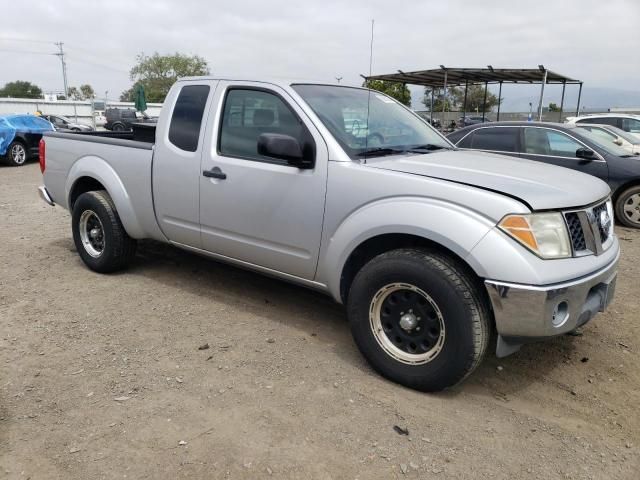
(1, 0, 639, 110)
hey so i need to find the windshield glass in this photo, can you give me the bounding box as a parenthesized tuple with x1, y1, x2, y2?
(574, 128, 633, 157)
(604, 125, 640, 144)
(292, 84, 452, 158)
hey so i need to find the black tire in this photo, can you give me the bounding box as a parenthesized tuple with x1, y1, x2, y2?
(72, 190, 137, 273)
(4, 140, 28, 166)
(615, 186, 640, 229)
(347, 248, 490, 392)
(112, 123, 126, 132)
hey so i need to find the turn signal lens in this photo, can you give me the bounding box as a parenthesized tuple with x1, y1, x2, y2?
(499, 213, 571, 259)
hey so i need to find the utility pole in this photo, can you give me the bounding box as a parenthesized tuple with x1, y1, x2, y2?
(335, 77, 343, 84)
(54, 42, 69, 99)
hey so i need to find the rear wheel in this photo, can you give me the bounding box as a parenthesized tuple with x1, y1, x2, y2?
(347, 248, 490, 392)
(72, 190, 137, 272)
(615, 186, 640, 228)
(5, 141, 27, 166)
(112, 123, 126, 132)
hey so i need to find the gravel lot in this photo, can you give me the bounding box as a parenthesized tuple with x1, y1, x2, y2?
(1, 163, 639, 479)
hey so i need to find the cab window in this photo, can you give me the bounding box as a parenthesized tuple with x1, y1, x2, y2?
(219, 88, 312, 164)
(168, 85, 210, 152)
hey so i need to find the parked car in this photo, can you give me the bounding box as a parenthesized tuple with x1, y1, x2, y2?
(39, 79, 619, 391)
(105, 108, 156, 131)
(94, 111, 107, 128)
(104, 108, 137, 131)
(576, 124, 640, 155)
(458, 115, 491, 127)
(42, 114, 93, 132)
(447, 121, 640, 228)
(0, 114, 53, 166)
(565, 113, 640, 139)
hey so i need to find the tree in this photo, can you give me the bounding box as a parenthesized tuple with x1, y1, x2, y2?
(67, 84, 96, 101)
(548, 102, 561, 112)
(0, 80, 42, 99)
(422, 87, 462, 112)
(452, 85, 500, 113)
(120, 52, 210, 103)
(422, 85, 501, 113)
(362, 80, 411, 107)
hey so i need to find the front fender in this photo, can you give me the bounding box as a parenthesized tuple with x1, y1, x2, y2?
(65, 156, 146, 238)
(319, 197, 497, 302)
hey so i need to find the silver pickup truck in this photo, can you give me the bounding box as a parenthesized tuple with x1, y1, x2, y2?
(38, 78, 619, 391)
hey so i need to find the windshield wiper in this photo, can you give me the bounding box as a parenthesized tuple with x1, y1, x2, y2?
(355, 147, 408, 158)
(406, 143, 451, 152)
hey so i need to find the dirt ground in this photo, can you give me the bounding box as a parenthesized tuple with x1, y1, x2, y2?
(1, 163, 638, 479)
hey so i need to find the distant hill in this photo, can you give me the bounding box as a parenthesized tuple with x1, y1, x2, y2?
(411, 86, 640, 112)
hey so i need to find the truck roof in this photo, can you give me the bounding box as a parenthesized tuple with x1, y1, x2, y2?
(178, 76, 360, 89)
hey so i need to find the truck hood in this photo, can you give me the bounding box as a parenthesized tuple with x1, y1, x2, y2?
(366, 150, 611, 210)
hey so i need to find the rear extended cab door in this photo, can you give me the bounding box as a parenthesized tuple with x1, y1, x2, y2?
(197, 81, 329, 280)
(152, 80, 218, 247)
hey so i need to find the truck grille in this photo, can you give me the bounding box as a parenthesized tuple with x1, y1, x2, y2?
(592, 202, 612, 244)
(563, 200, 614, 256)
(565, 212, 586, 251)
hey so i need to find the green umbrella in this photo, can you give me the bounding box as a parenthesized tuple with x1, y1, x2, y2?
(134, 84, 147, 113)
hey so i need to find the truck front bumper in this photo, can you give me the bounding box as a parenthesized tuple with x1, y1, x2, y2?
(485, 252, 619, 357)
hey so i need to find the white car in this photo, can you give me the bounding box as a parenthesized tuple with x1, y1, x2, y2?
(94, 111, 107, 128)
(566, 113, 640, 140)
(576, 123, 640, 155)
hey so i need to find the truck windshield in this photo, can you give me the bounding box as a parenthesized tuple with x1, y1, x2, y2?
(292, 84, 452, 159)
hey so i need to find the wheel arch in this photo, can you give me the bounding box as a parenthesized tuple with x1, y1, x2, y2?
(65, 157, 146, 238)
(612, 179, 640, 204)
(319, 198, 497, 304)
(338, 233, 488, 305)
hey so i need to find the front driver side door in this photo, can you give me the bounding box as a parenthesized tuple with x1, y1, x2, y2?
(519, 127, 609, 183)
(198, 83, 328, 280)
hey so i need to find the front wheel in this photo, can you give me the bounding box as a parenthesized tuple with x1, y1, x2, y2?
(347, 249, 491, 392)
(615, 186, 640, 228)
(72, 190, 137, 272)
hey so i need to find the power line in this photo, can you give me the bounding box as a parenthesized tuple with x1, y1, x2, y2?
(0, 48, 56, 56)
(0, 36, 54, 45)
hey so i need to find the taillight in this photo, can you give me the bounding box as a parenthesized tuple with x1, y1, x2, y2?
(39, 139, 46, 173)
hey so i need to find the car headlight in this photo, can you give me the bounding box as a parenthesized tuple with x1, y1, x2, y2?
(498, 212, 571, 259)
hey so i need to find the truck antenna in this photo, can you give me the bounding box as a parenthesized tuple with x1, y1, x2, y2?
(364, 19, 374, 163)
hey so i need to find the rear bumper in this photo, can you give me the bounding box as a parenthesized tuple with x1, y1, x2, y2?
(38, 186, 55, 206)
(485, 250, 619, 356)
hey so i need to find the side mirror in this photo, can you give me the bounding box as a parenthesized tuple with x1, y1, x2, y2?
(257, 133, 314, 169)
(614, 138, 623, 146)
(576, 147, 596, 160)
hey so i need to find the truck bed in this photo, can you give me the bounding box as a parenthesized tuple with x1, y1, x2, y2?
(53, 122, 156, 146)
(42, 128, 163, 241)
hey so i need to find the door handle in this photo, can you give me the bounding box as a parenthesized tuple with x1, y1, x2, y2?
(203, 166, 227, 180)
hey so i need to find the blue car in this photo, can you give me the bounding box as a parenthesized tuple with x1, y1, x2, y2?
(0, 114, 54, 166)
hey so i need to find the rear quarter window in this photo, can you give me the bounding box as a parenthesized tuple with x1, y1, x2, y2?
(467, 127, 519, 152)
(168, 85, 210, 152)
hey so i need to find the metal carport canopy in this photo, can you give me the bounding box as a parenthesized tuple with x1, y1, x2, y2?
(364, 66, 583, 121)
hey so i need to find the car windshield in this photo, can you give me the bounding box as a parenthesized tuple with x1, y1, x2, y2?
(292, 84, 452, 159)
(56, 115, 72, 123)
(574, 128, 634, 157)
(603, 125, 640, 144)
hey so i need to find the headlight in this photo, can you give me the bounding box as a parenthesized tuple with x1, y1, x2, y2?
(498, 212, 571, 259)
